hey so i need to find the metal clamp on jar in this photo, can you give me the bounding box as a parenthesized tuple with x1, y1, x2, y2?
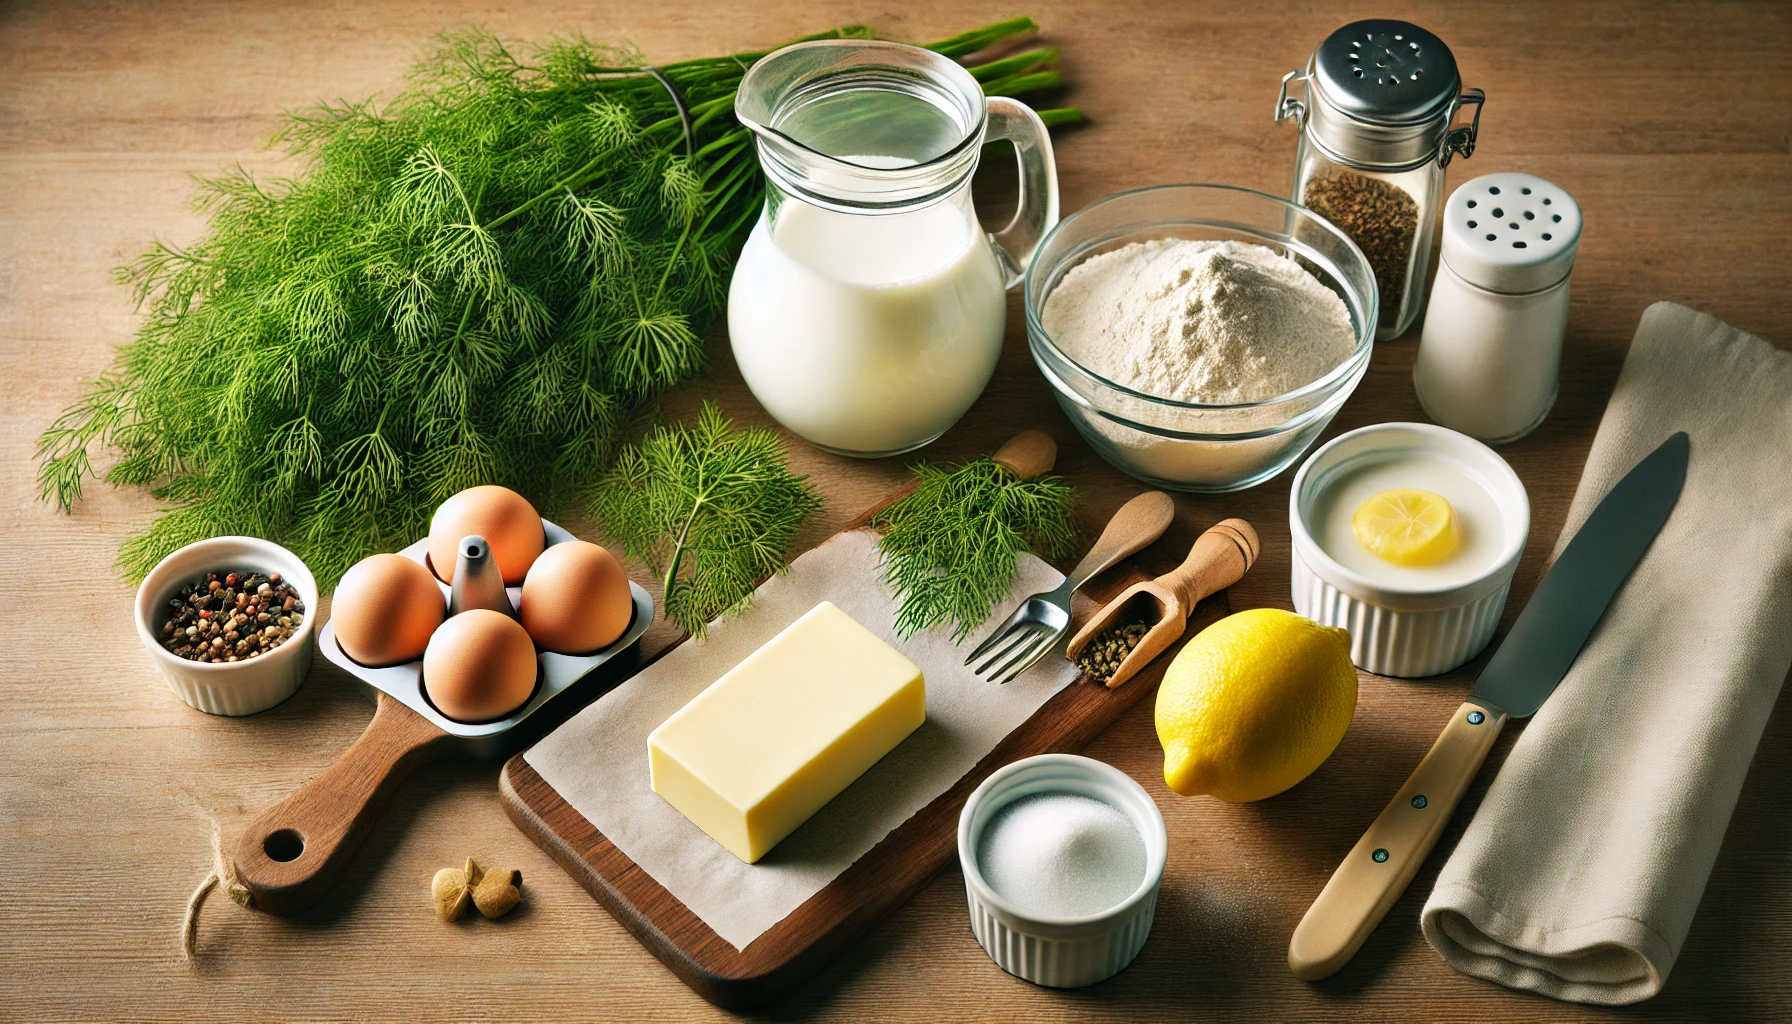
(1276, 20, 1484, 339)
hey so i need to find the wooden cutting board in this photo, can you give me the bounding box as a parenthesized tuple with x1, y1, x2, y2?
(499, 490, 1233, 1009)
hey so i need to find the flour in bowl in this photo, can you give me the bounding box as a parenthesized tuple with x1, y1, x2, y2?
(1041, 238, 1356, 405)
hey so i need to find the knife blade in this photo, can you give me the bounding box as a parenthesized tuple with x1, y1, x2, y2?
(1472, 431, 1689, 717)
(1287, 431, 1689, 982)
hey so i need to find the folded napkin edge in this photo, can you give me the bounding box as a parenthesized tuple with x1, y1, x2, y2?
(1423, 880, 1672, 1005)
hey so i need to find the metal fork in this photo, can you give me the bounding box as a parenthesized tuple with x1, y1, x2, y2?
(965, 490, 1176, 682)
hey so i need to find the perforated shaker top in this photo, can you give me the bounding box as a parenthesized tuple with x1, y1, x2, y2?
(1312, 20, 1460, 126)
(1440, 173, 1582, 294)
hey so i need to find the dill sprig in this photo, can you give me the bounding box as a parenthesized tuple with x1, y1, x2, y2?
(35, 19, 1077, 587)
(589, 402, 821, 637)
(872, 456, 1077, 642)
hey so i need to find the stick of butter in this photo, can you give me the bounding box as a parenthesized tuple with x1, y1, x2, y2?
(648, 601, 926, 863)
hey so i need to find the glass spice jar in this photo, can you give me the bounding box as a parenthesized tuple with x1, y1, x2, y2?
(1276, 20, 1483, 339)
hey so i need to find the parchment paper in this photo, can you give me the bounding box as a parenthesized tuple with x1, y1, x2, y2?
(524, 529, 1079, 950)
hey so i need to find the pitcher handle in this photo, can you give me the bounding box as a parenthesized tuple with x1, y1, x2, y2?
(984, 96, 1060, 290)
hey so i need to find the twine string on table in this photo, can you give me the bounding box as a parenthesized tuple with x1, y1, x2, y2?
(181, 815, 251, 961)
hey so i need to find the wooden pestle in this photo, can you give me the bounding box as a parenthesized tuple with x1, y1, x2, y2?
(1065, 518, 1260, 688)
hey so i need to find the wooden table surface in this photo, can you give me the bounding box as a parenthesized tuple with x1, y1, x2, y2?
(5, 1, 1790, 1020)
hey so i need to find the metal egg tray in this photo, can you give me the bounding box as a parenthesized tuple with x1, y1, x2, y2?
(316, 519, 653, 758)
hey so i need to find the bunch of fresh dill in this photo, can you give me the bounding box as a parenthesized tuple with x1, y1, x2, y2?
(36, 18, 1076, 587)
(590, 402, 821, 637)
(872, 452, 1077, 642)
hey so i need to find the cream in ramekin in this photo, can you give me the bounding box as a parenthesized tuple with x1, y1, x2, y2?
(1290, 422, 1530, 678)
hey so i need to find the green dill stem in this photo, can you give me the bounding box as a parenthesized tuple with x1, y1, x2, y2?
(660, 494, 704, 610)
(967, 48, 1059, 81)
(982, 69, 1061, 96)
(926, 17, 1038, 57)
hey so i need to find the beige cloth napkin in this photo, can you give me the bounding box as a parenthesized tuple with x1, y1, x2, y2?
(1420, 302, 1792, 1004)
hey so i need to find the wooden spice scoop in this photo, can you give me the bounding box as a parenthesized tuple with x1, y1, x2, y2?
(1065, 518, 1260, 689)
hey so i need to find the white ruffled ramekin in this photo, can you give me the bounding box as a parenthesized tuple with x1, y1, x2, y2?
(957, 754, 1168, 988)
(134, 536, 319, 715)
(1290, 422, 1530, 678)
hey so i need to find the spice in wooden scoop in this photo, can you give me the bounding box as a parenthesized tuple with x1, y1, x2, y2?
(1076, 622, 1150, 684)
(431, 857, 523, 921)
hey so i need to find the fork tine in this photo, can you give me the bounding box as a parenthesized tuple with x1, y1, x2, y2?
(999, 632, 1059, 684)
(970, 627, 1031, 674)
(964, 613, 1020, 665)
(988, 627, 1052, 682)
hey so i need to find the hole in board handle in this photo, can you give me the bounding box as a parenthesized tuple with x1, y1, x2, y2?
(264, 828, 305, 863)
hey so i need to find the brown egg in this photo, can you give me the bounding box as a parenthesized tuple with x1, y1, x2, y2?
(428, 485, 544, 585)
(520, 541, 634, 654)
(331, 554, 445, 667)
(422, 609, 538, 722)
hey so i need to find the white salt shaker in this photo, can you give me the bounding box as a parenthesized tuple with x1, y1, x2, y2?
(1414, 172, 1582, 443)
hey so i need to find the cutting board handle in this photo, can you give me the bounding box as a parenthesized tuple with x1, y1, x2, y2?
(1287, 700, 1508, 980)
(232, 691, 453, 915)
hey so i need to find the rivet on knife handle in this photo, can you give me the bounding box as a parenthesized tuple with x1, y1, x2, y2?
(1287, 700, 1507, 980)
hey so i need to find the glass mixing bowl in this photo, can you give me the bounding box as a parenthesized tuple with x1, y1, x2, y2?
(1023, 184, 1378, 492)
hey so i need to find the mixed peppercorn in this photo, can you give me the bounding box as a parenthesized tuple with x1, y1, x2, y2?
(1076, 622, 1150, 684)
(160, 570, 305, 663)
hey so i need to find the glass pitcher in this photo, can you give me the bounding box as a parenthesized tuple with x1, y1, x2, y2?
(729, 40, 1059, 457)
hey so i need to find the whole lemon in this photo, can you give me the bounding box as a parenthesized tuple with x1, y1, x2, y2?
(1155, 608, 1356, 802)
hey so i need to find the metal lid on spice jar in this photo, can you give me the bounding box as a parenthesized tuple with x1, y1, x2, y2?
(1313, 21, 1460, 127)
(1290, 20, 1481, 171)
(1440, 173, 1583, 294)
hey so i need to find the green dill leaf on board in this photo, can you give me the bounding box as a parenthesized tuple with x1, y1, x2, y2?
(589, 402, 821, 638)
(871, 457, 1077, 642)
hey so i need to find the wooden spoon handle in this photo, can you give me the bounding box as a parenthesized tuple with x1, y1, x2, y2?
(1063, 491, 1176, 593)
(1158, 518, 1260, 612)
(232, 691, 453, 915)
(989, 429, 1058, 480)
(1287, 701, 1508, 981)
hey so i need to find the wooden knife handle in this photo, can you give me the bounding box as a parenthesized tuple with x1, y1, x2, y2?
(1287, 700, 1508, 981)
(232, 691, 454, 915)
(1062, 491, 1176, 593)
(1159, 518, 1259, 612)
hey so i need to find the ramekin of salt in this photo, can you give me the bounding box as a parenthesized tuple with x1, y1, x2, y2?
(957, 754, 1167, 988)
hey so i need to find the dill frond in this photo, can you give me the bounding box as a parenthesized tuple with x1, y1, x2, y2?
(589, 402, 821, 637)
(872, 458, 1078, 642)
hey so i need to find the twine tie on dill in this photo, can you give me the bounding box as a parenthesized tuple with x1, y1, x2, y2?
(642, 66, 694, 158)
(181, 815, 252, 961)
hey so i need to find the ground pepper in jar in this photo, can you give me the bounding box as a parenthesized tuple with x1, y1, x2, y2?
(1303, 171, 1419, 319)
(160, 570, 305, 663)
(1076, 622, 1150, 684)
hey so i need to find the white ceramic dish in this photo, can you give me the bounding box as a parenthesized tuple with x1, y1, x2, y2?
(134, 536, 319, 716)
(957, 754, 1167, 988)
(1290, 422, 1530, 677)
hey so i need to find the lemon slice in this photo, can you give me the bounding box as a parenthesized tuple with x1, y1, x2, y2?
(1351, 489, 1461, 567)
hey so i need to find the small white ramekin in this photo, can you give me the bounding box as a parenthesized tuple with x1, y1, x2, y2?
(957, 754, 1168, 988)
(1290, 422, 1530, 678)
(134, 536, 319, 715)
